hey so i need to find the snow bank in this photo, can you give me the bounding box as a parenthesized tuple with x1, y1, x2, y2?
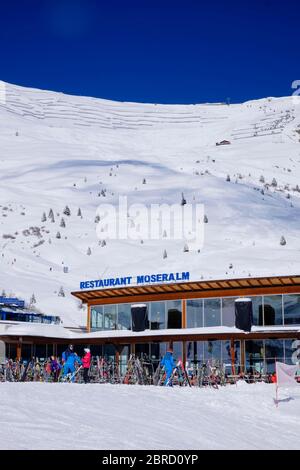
(0, 382, 299, 450)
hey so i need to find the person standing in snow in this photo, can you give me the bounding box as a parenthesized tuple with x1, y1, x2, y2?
(160, 347, 175, 386)
(50, 355, 61, 382)
(82, 348, 91, 384)
(62, 344, 82, 382)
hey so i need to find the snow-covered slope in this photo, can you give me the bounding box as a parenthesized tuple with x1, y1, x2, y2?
(0, 382, 299, 450)
(0, 81, 300, 326)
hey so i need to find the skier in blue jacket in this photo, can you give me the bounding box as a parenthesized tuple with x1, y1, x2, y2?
(62, 344, 82, 381)
(160, 348, 175, 386)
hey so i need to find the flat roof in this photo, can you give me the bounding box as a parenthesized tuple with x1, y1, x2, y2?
(1, 324, 300, 345)
(72, 274, 300, 305)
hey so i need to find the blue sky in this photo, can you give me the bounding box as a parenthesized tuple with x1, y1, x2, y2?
(0, 0, 299, 103)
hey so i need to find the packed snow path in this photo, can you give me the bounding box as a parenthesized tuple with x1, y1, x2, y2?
(0, 382, 299, 449)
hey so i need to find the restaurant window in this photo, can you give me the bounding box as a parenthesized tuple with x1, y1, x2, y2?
(103, 344, 116, 361)
(91, 306, 103, 330)
(245, 340, 264, 374)
(251, 296, 263, 326)
(221, 298, 237, 327)
(283, 295, 300, 325)
(265, 339, 284, 373)
(117, 303, 132, 330)
(204, 340, 222, 361)
(222, 340, 240, 371)
(150, 301, 166, 330)
(135, 343, 150, 358)
(33, 344, 47, 360)
(284, 339, 300, 365)
(167, 300, 182, 329)
(203, 298, 221, 327)
(103, 305, 117, 330)
(263, 295, 283, 326)
(187, 341, 204, 365)
(187, 300, 203, 328)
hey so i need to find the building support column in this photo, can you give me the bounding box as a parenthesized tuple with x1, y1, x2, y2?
(87, 305, 91, 332)
(241, 340, 246, 374)
(182, 341, 187, 368)
(230, 338, 236, 375)
(16, 338, 22, 361)
(182, 299, 187, 328)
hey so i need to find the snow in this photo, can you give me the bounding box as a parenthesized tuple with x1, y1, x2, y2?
(2, 323, 299, 341)
(0, 81, 300, 327)
(0, 381, 299, 449)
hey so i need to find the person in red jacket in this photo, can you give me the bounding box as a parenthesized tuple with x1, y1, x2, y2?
(82, 348, 91, 384)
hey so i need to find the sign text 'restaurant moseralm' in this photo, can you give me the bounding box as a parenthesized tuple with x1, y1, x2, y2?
(80, 272, 190, 290)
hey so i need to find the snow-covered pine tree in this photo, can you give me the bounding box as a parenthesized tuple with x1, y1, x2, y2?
(48, 209, 55, 223)
(30, 293, 36, 305)
(95, 215, 100, 223)
(142, 178, 146, 184)
(280, 236, 286, 246)
(226, 174, 231, 182)
(56, 231, 61, 239)
(63, 206, 71, 216)
(204, 214, 208, 223)
(60, 218, 66, 228)
(58, 286, 65, 297)
(87, 247, 92, 255)
(271, 178, 278, 187)
(259, 175, 265, 183)
(183, 244, 189, 252)
(77, 208, 82, 217)
(41, 212, 47, 223)
(163, 249, 167, 259)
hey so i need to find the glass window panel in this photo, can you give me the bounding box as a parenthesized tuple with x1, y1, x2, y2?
(222, 340, 240, 369)
(119, 345, 130, 375)
(263, 295, 283, 326)
(251, 296, 263, 326)
(265, 339, 284, 373)
(186, 341, 204, 365)
(284, 295, 300, 325)
(204, 298, 221, 327)
(150, 343, 163, 368)
(187, 300, 203, 328)
(21, 344, 33, 361)
(172, 342, 182, 362)
(34, 344, 46, 360)
(222, 298, 237, 327)
(135, 343, 150, 358)
(103, 344, 115, 360)
(285, 339, 300, 365)
(8, 343, 17, 360)
(103, 305, 117, 330)
(91, 306, 103, 330)
(265, 339, 284, 359)
(150, 301, 166, 330)
(245, 340, 264, 374)
(167, 300, 182, 329)
(117, 304, 132, 330)
(204, 340, 222, 361)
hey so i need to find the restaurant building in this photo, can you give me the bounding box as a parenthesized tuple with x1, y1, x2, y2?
(1, 273, 300, 374)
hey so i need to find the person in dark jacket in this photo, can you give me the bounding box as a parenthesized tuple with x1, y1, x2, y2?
(50, 355, 61, 382)
(160, 348, 175, 386)
(82, 348, 91, 384)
